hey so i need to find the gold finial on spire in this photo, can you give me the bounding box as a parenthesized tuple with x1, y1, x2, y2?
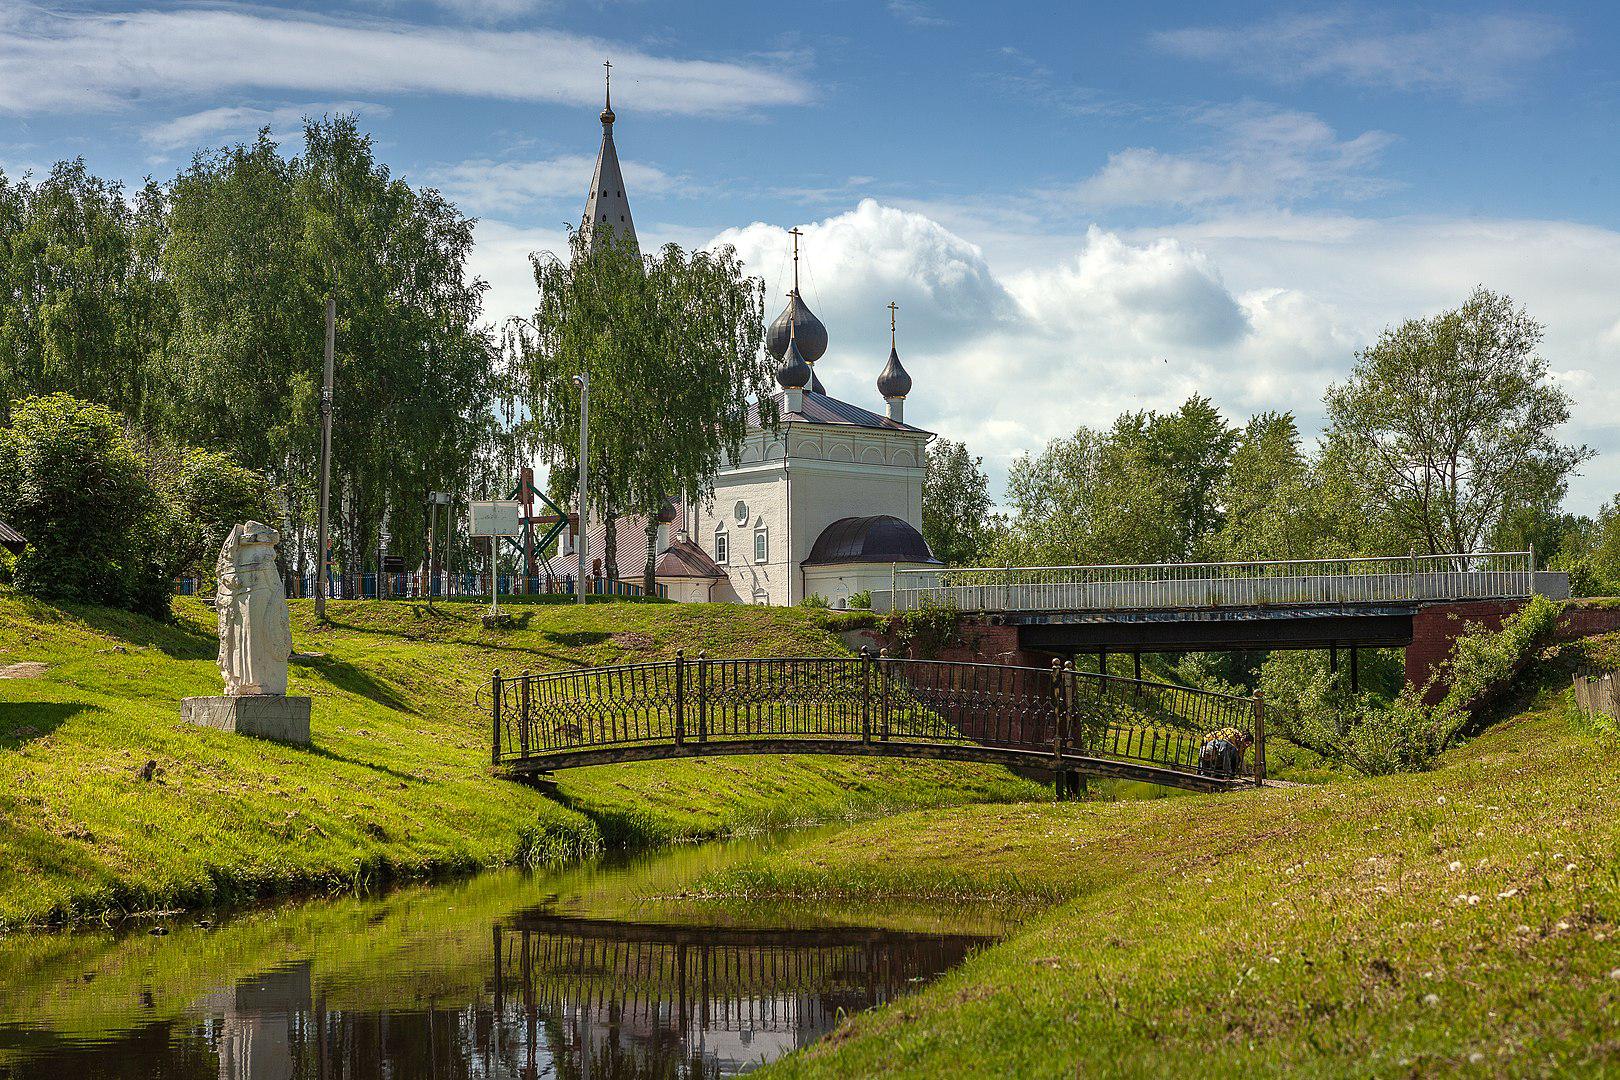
(600, 59, 615, 124)
(788, 226, 803, 292)
(888, 300, 898, 348)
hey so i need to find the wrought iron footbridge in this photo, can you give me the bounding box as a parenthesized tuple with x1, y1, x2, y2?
(490, 652, 1266, 792)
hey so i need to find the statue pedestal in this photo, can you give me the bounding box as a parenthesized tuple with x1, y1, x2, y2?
(183, 695, 311, 746)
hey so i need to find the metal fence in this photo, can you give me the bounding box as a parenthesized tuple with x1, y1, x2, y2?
(174, 572, 664, 601)
(490, 652, 1265, 786)
(871, 551, 1542, 614)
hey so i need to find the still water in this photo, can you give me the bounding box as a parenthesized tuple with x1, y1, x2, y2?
(0, 832, 1010, 1078)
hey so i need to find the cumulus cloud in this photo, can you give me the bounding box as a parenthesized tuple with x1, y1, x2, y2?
(0, 4, 810, 116)
(1073, 103, 1394, 208)
(430, 154, 678, 216)
(141, 101, 391, 151)
(1154, 12, 1567, 100)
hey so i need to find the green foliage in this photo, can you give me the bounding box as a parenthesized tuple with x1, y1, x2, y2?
(156, 445, 278, 584)
(798, 593, 830, 609)
(0, 395, 169, 616)
(1324, 287, 1591, 555)
(886, 597, 962, 659)
(922, 439, 994, 566)
(1259, 596, 1563, 775)
(513, 230, 774, 584)
(996, 396, 1236, 565)
(846, 589, 872, 610)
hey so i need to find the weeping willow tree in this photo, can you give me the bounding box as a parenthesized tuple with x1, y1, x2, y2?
(512, 230, 776, 588)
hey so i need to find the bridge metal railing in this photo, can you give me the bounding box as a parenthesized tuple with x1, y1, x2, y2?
(870, 551, 1541, 615)
(489, 652, 1266, 788)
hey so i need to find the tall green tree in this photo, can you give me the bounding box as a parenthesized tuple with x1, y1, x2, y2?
(513, 231, 774, 590)
(922, 439, 994, 566)
(1323, 287, 1591, 555)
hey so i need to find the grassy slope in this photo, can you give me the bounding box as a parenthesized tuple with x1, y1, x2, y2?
(699, 686, 1620, 1078)
(0, 590, 1038, 930)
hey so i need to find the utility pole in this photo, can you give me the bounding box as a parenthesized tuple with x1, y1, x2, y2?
(427, 491, 451, 609)
(573, 373, 589, 605)
(316, 298, 335, 623)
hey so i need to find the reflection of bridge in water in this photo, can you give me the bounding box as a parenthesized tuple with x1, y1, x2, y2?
(492, 913, 990, 1077)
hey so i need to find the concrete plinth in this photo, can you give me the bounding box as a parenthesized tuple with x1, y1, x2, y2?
(182, 695, 311, 745)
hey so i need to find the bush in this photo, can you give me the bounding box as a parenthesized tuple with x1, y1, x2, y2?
(885, 597, 962, 659)
(0, 394, 169, 616)
(0, 394, 274, 618)
(799, 593, 830, 609)
(1259, 596, 1563, 776)
(847, 589, 872, 610)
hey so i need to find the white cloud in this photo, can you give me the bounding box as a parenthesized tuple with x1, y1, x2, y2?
(1073, 103, 1394, 208)
(1154, 12, 1567, 100)
(430, 154, 677, 215)
(141, 101, 391, 151)
(887, 1, 951, 29)
(0, 4, 811, 116)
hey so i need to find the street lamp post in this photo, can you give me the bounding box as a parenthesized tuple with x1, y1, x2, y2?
(427, 491, 451, 608)
(573, 374, 589, 606)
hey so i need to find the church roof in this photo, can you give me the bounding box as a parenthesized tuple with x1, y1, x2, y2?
(582, 71, 638, 254)
(0, 518, 23, 554)
(802, 515, 939, 566)
(655, 536, 727, 579)
(750, 390, 930, 435)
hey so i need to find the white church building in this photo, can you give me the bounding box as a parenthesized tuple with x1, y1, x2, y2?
(566, 80, 940, 607)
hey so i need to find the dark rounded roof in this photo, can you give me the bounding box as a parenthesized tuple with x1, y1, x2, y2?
(776, 335, 811, 389)
(877, 345, 911, 399)
(802, 515, 939, 566)
(766, 291, 828, 363)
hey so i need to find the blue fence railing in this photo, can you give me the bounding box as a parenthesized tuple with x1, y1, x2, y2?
(174, 572, 666, 601)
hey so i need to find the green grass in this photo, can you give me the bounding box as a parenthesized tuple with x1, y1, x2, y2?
(691, 683, 1620, 1077)
(0, 589, 1039, 930)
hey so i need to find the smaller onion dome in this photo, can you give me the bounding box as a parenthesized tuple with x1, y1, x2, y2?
(766, 291, 828, 363)
(655, 498, 679, 524)
(877, 345, 912, 400)
(776, 334, 811, 389)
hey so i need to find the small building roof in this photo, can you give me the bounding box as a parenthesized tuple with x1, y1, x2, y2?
(802, 515, 939, 566)
(750, 391, 930, 435)
(655, 536, 727, 579)
(0, 519, 22, 555)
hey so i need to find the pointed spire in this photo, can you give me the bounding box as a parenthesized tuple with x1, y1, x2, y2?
(878, 301, 912, 422)
(582, 59, 637, 255)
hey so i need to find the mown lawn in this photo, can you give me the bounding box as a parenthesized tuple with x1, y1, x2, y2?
(695, 685, 1620, 1077)
(0, 590, 1038, 930)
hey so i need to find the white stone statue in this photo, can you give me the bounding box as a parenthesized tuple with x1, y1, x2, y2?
(216, 521, 293, 696)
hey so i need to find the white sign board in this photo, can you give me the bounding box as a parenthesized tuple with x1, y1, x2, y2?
(469, 500, 523, 537)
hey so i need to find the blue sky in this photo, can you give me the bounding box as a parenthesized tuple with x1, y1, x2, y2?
(3, 1, 1619, 513)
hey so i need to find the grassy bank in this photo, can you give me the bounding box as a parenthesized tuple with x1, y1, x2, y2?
(695, 684, 1620, 1077)
(0, 589, 1039, 930)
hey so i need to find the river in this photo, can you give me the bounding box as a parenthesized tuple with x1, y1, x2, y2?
(0, 830, 1016, 1078)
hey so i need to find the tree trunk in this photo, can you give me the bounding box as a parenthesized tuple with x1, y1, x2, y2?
(643, 517, 659, 596)
(604, 500, 618, 584)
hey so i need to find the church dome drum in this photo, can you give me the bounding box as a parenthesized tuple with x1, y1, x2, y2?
(802, 515, 939, 566)
(766, 291, 828, 363)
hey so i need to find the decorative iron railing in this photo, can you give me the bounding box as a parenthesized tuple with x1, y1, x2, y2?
(870, 551, 1545, 614)
(490, 652, 1266, 786)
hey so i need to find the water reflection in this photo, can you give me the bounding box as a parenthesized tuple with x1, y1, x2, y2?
(0, 837, 1001, 1079)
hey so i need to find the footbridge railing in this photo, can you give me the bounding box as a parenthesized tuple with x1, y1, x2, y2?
(872, 551, 1546, 615)
(491, 652, 1265, 792)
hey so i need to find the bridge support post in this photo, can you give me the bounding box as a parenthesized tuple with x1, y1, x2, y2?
(491, 668, 502, 765)
(697, 651, 708, 743)
(675, 650, 685, 746)
(1253, 690, 1266, 787)
(860, 647, 872, 743)
(519, 670, 530, 759)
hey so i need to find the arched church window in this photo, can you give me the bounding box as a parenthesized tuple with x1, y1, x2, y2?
(713, 525, 729, 565)
(753, 527, 768, 564)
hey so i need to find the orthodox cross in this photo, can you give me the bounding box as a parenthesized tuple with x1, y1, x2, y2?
(603, 59, 612, 106)
(788, 226, 803, 292)
(888, 300, 898, 347)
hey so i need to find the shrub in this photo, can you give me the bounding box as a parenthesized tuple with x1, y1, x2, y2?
(1259, 596, 1563, 776)
(0, 394, 169, 616)
(847, 589, 872, 610)
(799, 593, 830, 609)
(886, 597, 962, 659)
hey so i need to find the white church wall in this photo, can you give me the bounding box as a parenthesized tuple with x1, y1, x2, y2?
(804, 562, 931, 608)
(696, 463, 791, 606)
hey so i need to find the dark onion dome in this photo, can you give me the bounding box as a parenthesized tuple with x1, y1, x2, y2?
(776, 334, 812, 389)
(876, 345, 912, 399)
(802, 515, 940, 566)
(765, 290, 828, 363)
(655, 498, 679, 524)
